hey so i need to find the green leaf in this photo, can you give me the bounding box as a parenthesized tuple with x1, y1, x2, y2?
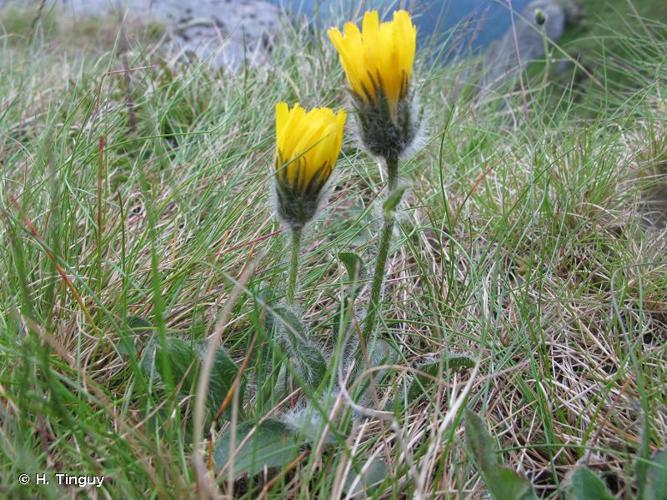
(140, 336, 239, 417)
(141, 336, 198, 391)
(355, 339, 396, 404)
(367, 339, 395, 370)
(465, 410, 537, 500)
(567, 467, 614, 500)
(214, 419, 305, 477)
(338, 252, 364, 283)
(282, 389, 340, 445)
(273, 305, 327, 390)
(645, 449, 667, 500)
(127, 315, 153, 332)
(408, 355, 475, 402)
(343, 457, 387, 497)
(488, 467, 539, 500)
(118, 315, 153, 357)
(292, 341, 327, 390)
(271, 304, 303, 337)
(197, 341, 240, 416)
(383, 186, 406, 214)
(465, 410, 499, 473)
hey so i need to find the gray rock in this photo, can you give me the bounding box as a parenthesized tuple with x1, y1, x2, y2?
(165, 0, 282, 71)
(0, 0, 283, 71)
(482, 0, 582, 91)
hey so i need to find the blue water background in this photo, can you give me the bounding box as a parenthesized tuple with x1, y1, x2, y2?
(269, 0, 533, 50)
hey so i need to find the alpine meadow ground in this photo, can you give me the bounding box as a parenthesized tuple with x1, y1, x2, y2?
(0, 2, 666, 498)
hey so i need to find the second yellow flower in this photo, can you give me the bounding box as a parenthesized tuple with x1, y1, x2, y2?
(328, 10, 417, 115)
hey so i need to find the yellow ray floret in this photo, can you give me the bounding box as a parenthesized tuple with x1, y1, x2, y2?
(328, 10, 416, 111)
(275, 102, 346, 193)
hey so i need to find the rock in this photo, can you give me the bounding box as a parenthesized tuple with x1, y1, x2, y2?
(0, 0, 283, 71)
(482, 0, 583, 91)
(165, 0, 282, 71)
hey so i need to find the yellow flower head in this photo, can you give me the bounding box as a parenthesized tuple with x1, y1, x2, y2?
(274, 102, 346, 229)
(328, 10, 417, 112)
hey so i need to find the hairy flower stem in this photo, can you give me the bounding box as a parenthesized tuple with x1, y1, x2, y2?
(287, 228, 302, 304)
(362, 155, 400, 342)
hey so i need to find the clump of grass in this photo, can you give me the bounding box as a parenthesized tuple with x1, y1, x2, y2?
(0, 5, 164, 52)
(0, 2, 665, 498)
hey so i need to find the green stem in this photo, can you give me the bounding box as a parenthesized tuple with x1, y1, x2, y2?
(286, 228, 302, 304)
(362, 156, 400, 342)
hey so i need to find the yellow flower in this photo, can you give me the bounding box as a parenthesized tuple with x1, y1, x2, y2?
(274, 102, 346, 229)
(328, 10, 416, 113)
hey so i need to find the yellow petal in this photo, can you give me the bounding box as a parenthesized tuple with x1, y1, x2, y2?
(328, 10, 417, 112)
(274, 103, 346, 194)
(275, 102, 289, 146)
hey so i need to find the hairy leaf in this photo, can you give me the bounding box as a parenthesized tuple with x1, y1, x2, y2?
(567, 467, 614, 500)
(214, 419, 305, 477)
(273, 305, 327, 390)
(338, 251, 364, 283)
(645, 449, 667, 500)
(465, 410, 538, 500)
(141, 336, 239, 417)
(383, 185, 406, 214)
(343, 457, 387, 497)
(465, 409, 499, 473)
(118, 315, 153, 357)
